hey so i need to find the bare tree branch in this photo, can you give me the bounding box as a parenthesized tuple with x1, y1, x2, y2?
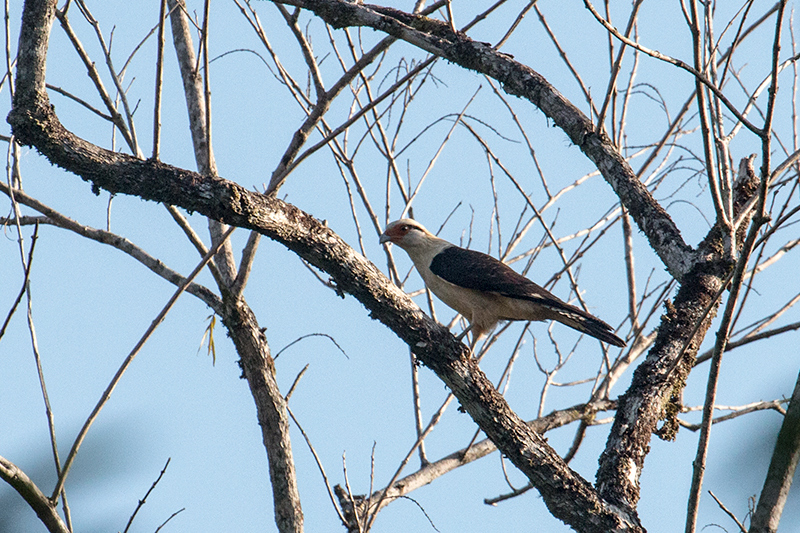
(749, 370, 800, 533)
(166, 2, 304, 531)
(0, 455, 69, 533)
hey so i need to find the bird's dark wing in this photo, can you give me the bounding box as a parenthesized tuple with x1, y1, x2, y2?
(429, 246, 626, 347)
(429, 246, 559, 302)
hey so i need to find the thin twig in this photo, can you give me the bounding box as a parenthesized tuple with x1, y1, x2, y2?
(153, 508, 185, 533)
(231, 230, 261, 299)
(284, 364, 309, 401)
(695, 319, 800, 366)
(47, 84, 113, 121)
(0, 222, 37, 341)
(152, 0, 168, 159)
(621, 207, 639, 331)
(74, 0, 142, 156)
(708, 490, 747, 533)
(53, 9, 135, 151)
(686, 6, 787, 530)
(535, 5, 599, 120)
(583, 0, 762, 135)
(678, 399, 789, 431)
(122, 458, 173, 533)
(401, 86, 481, 217)
(287, 406, 348, 526)
(596, 0, 644, 132)
(273, 332, 349, 360)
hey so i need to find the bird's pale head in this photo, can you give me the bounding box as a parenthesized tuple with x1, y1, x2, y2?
(379, 219, 435, 250)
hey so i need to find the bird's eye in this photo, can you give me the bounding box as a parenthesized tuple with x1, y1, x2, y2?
(400, 224, 410, 232)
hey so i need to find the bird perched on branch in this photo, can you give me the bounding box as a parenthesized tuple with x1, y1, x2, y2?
(380, 219, 626, 348)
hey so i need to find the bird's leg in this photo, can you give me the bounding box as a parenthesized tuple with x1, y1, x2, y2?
(454, 324, 473, 342)
(454, 325, 481, 357)
(469, 332, 480, 353)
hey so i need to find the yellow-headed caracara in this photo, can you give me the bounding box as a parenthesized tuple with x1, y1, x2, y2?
(380, 219, 626, 348)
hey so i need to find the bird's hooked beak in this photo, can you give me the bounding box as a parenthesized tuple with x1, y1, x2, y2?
(380, 220, 421, 246)
(379, 230, 395, 244)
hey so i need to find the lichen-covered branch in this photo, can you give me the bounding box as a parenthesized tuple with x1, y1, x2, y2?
(597, 157, 761, 510)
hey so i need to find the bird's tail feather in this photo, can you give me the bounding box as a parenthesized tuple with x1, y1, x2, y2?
(546, 305, 626, 347)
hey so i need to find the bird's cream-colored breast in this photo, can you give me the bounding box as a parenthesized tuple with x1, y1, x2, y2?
(415, 263, 479, 318)
(415, 262, 551, 337)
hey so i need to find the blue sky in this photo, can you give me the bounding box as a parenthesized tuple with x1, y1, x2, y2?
(2, 1, 799, 532)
